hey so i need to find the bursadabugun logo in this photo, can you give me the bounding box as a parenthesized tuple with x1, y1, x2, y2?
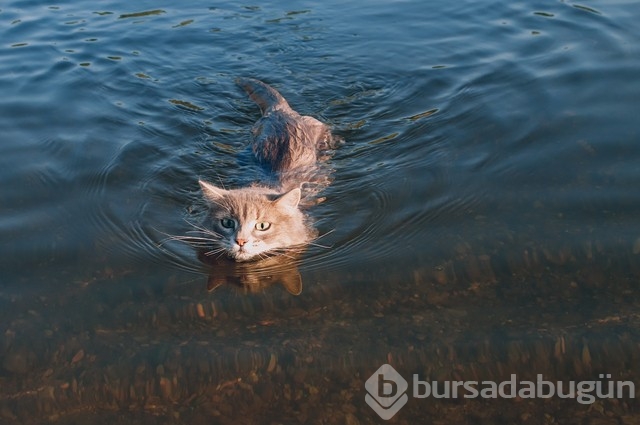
(364, 364, 408, 420)
(366, 364, 636, 420)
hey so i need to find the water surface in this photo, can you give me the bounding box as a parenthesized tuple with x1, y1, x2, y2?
(2, 0, 640, 423)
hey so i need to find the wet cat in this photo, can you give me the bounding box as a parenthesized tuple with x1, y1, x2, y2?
(197, 78, 335, 262)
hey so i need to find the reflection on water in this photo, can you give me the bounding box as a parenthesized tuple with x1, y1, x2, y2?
(1, 0, 640, 423)
(199, 251, 303, 295)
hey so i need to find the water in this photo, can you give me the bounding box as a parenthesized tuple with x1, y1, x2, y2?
(2, 0, 640, 423)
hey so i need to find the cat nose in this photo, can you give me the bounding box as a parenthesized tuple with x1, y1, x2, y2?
(236, 238, 247, 247)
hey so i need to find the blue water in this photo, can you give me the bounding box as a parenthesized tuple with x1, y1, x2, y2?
(1, 0, 640, 423)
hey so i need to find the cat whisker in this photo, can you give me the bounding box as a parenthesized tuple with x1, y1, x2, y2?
(203, 247, 227, 257)
(314, 228, 336, 241)
(216, 248, 231, 260)
(167, 235, 213, 242)
(152, 227, 186, 247)
(307, 241, 332, 249)
(184, 232, 223, 242)
(252, 249, 274, 261)
(157, 235, 200, 249)
(183, 219, 224, 239)
(165, 235, 218, 248)
(153, 224, 223, 252)
(257, 252, 271, 261)
(303, 229, 335, 250)
(264, 248, 299, 260)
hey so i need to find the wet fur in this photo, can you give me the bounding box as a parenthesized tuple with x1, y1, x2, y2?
(238, 77, 333, 191)
(197, 78, 333, 261)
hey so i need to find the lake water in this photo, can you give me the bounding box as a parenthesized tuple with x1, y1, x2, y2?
(2, 0, 640, 423)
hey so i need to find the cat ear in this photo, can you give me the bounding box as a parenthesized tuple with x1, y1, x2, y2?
(199, 180, 226, 200)
(274, 188, 301, 209)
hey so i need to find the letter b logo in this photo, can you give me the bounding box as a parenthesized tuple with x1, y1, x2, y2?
(365, 364, 408, 420)
(379, 373, 397, 397)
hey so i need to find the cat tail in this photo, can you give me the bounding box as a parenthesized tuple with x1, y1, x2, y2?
(236, 77, 292, 115)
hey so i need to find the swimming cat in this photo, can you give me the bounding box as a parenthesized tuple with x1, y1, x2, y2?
(197, 78, 335, 262)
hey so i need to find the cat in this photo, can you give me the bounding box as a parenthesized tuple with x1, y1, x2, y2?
(197, 78, 335, 262)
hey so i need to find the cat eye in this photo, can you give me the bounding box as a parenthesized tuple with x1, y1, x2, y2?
(220, 218, 236, 229)
(255, 221, 271, 231)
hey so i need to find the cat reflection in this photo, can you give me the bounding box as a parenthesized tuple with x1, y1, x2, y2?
(198, 249, 303, 295)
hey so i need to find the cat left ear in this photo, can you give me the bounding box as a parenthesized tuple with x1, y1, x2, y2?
(274, 188, 301, 209)
(199, 180, 227, 200)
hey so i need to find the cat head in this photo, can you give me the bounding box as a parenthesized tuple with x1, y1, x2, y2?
(198, 180, 312, 261)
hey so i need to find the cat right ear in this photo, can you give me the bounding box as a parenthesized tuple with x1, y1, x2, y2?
(199, 180, 227, 200)
(274, 187, 301, 209)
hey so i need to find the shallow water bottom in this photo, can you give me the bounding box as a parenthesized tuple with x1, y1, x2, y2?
(2, 236, 640, 424)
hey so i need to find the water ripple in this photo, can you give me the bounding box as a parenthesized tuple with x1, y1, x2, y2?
(1, 0, 639, 295)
